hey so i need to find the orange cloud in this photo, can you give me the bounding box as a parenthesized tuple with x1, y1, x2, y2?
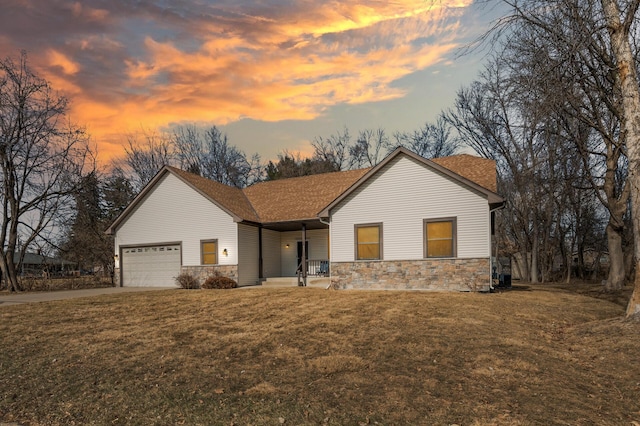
(47, 50, 80, 75)
(7, 0, 475, 163)
(68, 2, 109, 21)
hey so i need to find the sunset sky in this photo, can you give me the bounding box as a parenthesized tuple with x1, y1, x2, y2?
(0, 1, 503, 164)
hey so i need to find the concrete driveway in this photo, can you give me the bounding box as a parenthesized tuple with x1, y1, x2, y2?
(0, 287, 175, 307)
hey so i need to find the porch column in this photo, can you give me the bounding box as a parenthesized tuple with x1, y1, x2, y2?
(301, 223, 307, 285)
(258, 225, 264, 279)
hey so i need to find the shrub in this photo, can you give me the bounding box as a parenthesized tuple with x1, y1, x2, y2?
(202, 275, 237, 289)
(18, 276, 113, 292)
(175, 273, 200, 289)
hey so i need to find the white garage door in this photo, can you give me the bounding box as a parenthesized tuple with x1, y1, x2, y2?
(122, 244, 181, 287)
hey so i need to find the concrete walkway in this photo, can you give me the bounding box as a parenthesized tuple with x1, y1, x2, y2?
(0, 287, 175, 307)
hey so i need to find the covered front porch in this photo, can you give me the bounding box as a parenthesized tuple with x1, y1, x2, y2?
(259, 219, 330, 286)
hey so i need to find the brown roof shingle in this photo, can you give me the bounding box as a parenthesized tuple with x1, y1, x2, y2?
(431, 154, 498, 192)
(167, 166, 260, 222)
(164, 151, 498, 224)
(242, 168, 370, 223)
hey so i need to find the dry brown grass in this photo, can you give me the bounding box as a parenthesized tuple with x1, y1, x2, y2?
(16, 276, 113, 292)
(1, 284, 639, 425)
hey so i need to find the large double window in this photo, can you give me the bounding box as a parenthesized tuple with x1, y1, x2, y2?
(201, 240, 218, 265)
(424, 218, 456, 258)
(355, 223, 382, 260)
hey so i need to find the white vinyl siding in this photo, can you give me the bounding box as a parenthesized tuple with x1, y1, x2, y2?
(115, 173, 238, 266)
(237, 224, 259, 287)
(280, 229, 329, 276)
(262, 229, 282, 278)
(330, 155, 490, 262)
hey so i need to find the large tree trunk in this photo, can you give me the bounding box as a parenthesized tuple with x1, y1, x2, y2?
(531, 229, 539, 283)
(625, 246, 635, 282)
(512, 254, 524, 281)
(605, 223, 625, 291)
(1, 252, 21, 292)
(566, 249, 572, 284)
(600, 0, 640, 317)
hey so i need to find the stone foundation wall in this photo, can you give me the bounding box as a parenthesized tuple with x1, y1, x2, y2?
(330, 258, 490, 292)
(114, 268, 121, 287)
(181, 265, 238, 284)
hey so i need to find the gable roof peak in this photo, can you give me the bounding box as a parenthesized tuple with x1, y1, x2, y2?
(107, 149, 502, 234)
(317, 147, 503, 217)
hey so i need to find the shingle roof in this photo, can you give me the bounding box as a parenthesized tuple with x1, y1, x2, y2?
(107, 149, 500, 234)
(167, 166, 260, 222)
(431, 154, 497, 192)
(243, 168, 370, 223)
(171, 151, 498, 223)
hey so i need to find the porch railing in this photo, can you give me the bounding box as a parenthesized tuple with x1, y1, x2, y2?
(297, 259, 330, 286)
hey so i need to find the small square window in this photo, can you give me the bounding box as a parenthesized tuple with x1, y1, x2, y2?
(425, 218, 456, 258)
(355, 224, 382, 260)
(201, 240, 217, 265)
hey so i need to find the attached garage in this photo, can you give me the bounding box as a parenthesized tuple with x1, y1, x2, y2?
(121, 244, 182, 287)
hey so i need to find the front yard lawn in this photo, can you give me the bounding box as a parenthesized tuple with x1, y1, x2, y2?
(1, 285, 639, 425)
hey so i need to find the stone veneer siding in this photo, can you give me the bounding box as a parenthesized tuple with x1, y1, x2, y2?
(181, 265, 239, 285)
(330, 258, 490, 291)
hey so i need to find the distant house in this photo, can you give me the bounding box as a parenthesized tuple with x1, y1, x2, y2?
(15, 252, 75, 277)
(106, 147, 504, 291)
(539, 249, 611, 281)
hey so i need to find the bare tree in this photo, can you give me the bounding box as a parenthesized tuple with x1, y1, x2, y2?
(600, 0, 640, 316)
(349, 128, 390, 168)
(489, 0, 640, 315)
(0, 52, 94, 291)
(394, 116, 461, 159)
(172, 124, 262, 188)
(120, 129, 174, 192)
(495, 0, 632, 290)
(200, 126, 261, 187)
(311, 127, 352, 171)
(445, 54, 596, 283)
(172, 124, 202, 175)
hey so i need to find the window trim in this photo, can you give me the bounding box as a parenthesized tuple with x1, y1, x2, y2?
(201, 239, 218, 265)
(424, 217, 457, 258)
(354, 223, 383, 261)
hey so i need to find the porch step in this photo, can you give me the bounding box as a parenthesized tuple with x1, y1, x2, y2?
(261, 277, 330, 288)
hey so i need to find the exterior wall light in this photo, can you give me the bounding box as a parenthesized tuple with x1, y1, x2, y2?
(223, 248, 228, 256)
(285, 244, 290, 248)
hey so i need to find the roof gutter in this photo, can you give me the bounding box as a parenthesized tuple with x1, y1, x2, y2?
(490, 202, 506, 212)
